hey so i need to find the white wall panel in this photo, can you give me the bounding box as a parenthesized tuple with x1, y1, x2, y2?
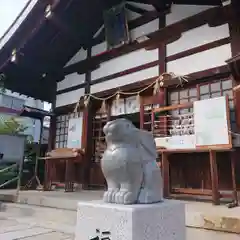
(166, 4, 214, 25)
(91, 66, 158, 94)
(57, 73, 85, 91)
(92, 42, 107, 57)
(167, 24, 230, 56)
(56, 88, 85, 107)
(126, 9, 141, 20)
(131, 19, 159, 40)
(167, 44, 231, 76)
(91, 49, 158, 80)
(65, 49, 87, 67)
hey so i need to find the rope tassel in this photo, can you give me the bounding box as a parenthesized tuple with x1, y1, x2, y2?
(100, 100, 106, 113)
(84, 95, 90, 107)
(73, 101, 80, 113)
(153, 79, 160, 95)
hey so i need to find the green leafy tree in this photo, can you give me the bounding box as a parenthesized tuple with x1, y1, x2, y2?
(0, 117, 35, 188)
(0, 117, 28, 134)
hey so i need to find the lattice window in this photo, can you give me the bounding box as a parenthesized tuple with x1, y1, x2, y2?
(199, 79, 236, 131)
(55, 112, 82, 148)
(168, 87, 197, 116)
(92, 112, 108, 163)
(142, 103, 161, 132)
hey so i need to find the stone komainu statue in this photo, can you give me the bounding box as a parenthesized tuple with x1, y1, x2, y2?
(101, 118, 163, 205)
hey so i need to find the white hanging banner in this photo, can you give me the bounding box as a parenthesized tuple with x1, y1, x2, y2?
(67, 116, 83, 148)
(125, 96, 140, 114)
(111, 99, 125, 116)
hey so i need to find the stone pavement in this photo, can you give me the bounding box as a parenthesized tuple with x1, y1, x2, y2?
(0, 203, 240, 240)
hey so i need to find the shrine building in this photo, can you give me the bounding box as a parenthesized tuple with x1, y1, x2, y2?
(0, 0, 240, 205)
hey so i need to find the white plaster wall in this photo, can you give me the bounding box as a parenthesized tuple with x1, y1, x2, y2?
(91, 48, 158, 80)
(131, 19, 159, 41)
(167, 44, 231, 76)
(126, 9, 141, 21)
(166, 4, 214, 25)
(65, 48, 87, 67)
(91, 66, 158, 94)
(166, 5, 231, 77)
(57, 73, 85, 91)
(1, 90, 44, 110)
(167, 24, 230, 56)
(92, 42, 108, 56)
(56, 88, 85, 107)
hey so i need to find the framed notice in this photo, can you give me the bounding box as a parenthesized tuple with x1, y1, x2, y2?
(194, 96, 232, 149)
(67, 116, 83, 148)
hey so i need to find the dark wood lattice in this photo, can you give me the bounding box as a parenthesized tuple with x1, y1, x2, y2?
(92, 112, 108, 163)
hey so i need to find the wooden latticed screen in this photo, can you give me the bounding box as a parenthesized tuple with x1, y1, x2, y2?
(92, 112, 108, 163)
(152, 105, 194, 140)
(142, 103, 161, 132)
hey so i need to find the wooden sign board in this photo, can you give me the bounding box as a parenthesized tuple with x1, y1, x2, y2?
(194, 96, 232, 149)
(67, 115, 83, 149)
(154, 96, 232, 150)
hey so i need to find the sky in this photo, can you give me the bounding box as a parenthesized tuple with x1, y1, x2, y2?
(0, 0, 29, 37)
(0, 0, 52, 111)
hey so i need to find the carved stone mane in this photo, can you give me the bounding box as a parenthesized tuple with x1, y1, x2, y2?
(101, 118, 163, 205)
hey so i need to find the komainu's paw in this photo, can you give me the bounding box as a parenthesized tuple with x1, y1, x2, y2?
(103, 189, 119, 203)
(114, 190, 137, 204)
(138, 188, 162, 204)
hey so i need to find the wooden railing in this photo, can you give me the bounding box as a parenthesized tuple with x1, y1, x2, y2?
(0, 163, 19, 188)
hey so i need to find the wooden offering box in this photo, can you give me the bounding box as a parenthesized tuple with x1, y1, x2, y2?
(43, 148, 85, 192)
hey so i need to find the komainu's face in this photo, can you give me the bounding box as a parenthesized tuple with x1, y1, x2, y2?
(103, 118, 135, 143)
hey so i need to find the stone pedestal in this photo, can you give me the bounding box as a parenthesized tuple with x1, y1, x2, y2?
(75, 200, 185, 240)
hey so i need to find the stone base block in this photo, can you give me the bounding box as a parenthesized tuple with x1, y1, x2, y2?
(75, 200, 185, 240)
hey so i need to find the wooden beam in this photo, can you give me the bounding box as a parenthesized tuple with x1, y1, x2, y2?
(146, 5, 231, 50)
(145, 0, 171, 12)
(125, 3, 148, 15)
(91, 9, 168, 46)
(63, 5, 232, 76)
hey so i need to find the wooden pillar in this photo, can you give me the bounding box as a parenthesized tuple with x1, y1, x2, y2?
(82, 47, 93, 189)
(45, 90, 56, 191)
(229, 0, 240, 57)
(47, 114, 56, 152)
(158, 14, 167, 106)
(209, 150, 220, 205)
(162, 152, 170, 198)
(230, 151, 238, 205)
